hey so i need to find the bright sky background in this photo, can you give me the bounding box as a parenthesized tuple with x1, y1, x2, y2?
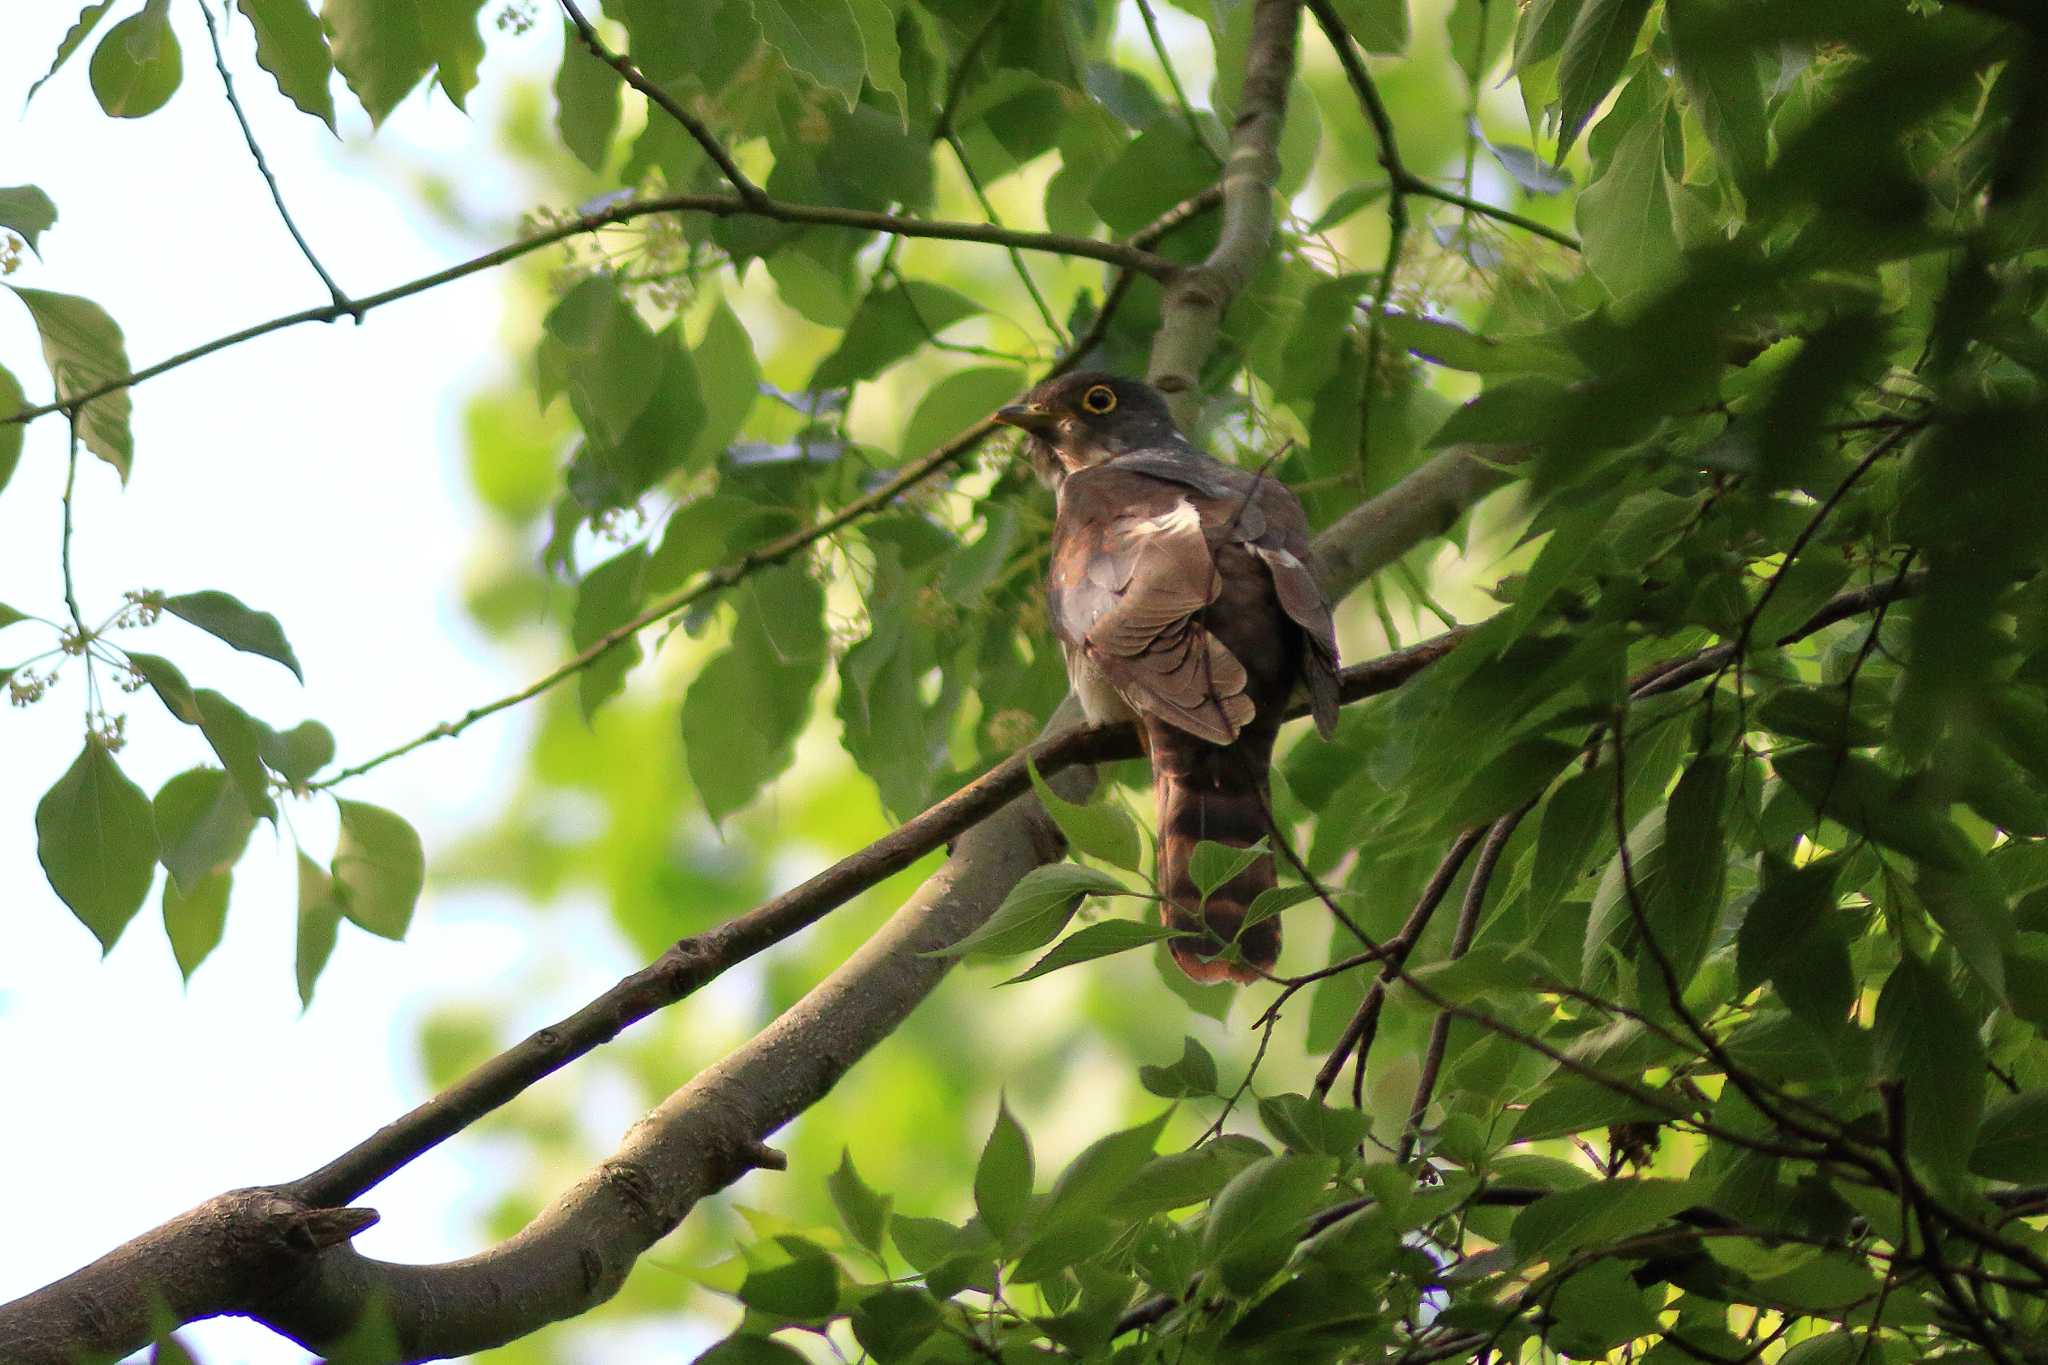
(0, 9, 688, 1361)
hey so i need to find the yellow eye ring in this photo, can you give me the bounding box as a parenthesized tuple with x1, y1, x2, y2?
(1082, 384, 1117, 414)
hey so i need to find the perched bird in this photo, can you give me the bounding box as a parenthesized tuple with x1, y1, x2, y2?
(996, 373, 1340, 982)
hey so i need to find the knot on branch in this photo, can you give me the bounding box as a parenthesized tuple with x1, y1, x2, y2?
(597, 1158, 666, 1229)
(740, 1139, 787, 1173)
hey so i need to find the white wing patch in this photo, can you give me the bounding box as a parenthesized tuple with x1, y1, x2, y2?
(1129, 499, 1202, 538)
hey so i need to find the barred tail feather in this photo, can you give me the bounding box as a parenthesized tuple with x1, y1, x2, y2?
(1147, 715, 1282, 983)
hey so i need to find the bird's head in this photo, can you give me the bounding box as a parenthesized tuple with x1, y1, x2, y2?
(994, 372, 1182, 484)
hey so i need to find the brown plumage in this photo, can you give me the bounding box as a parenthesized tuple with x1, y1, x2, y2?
(996, 373, 1339, 983)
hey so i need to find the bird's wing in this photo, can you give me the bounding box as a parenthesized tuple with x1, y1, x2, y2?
(1247, 479, 1341, 738)
(1049, 464, 1253, 745)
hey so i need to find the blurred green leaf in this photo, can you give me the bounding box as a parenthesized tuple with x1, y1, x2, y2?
(152, 767, 255, 895)
(295, 850, 342, 1008)
(162, 590, 304, 681)
(1140, 1035, 1220, 1098)
(1554, 0, 1653, 162)
(1028, 759, 1144, 873)
(1875, 953, 1985, 1180)
(974, 1100, 1034, 1240)
(554, 19, 622, 171)
(27, 2, 117, 106)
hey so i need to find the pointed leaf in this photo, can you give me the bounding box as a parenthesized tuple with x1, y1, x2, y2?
(162, 590, 303, 680)
(126, 651, 202, 724)
(555, 18, 622, 171)
(194, 689, 279, 821)
(1875, 953, 1985, 1180)
(1028, 757, 1143, 873)
(163, 870, 231, 982)
(296, 851, 342, 1007)
(27, 3, 118, 106)
(7, 286, 134, 480)
(1140, 1035, 1220, 1099)
(1002, 919, 1185, 984)
(975, 1101, 1035, 1240)
(1553, 0, 1654, 163)
(752, 0, 865, 109)
(1189, 839, 1268, 900)
(827, 1149, 892, 1254)
(937, 863, 1134, 959)
(1511, 1177, 1694, 1261)
(237, 0, 338, 130)
(37, 736, 159, 952)
(0, 187, 58, 256)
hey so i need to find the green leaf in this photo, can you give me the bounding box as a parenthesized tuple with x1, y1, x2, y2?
(571, 546, 647, 720)
(826, 1148, 892, 1254)
(681, 565, 827, 823)
(1140, 1035, 1220, 1099)
(7, 286, 134, 480)
(0, 364, 23, 498)
(1875, 953, 1985, 1180)
(849, 1287, 940, 1362)
(555, 19, 622, 172)
(1575, 100, 1678, 299)
(1666, 0, 1767, 186)
(1002, 918, 1184, 984)
(738, 1238, 840, 1320)
(1201, 1154, 1336, 1294)
(256, 719, 335, 786)
(1028, 758, 1143, 873)
(1511, 1177, 1694, 1261)
(1529, 764, 1610, 925)
(752, 0, 866, 108)
(162, 590, 304, 680)
(1447, 739, 1576, 830)
(89, 0, 182, 118)
(845, 0, 904, 115)
(295, 851, 342, 1007)
(1240, 882, 1320, 933)
(936, 862, 1133, 959)
(1772, 746, 1971, 871)
(1257, 1093, 1370, 1156)
(898, 366, 1019, 461)
(1970, 1091, 2048, 1183)
(975, 1101, 1035, 1240)
(1737, 855, 1852, 1027)
(36, 736, 159, 952)
(125, 652, 202, 724)
(322, 0, 480, 124)
(690, 300, 760, 467)
(163, 870, 231, 982)
(237, 0, 337, 130)
(1553, 0, 1654, 163)
(1333, 0, 1408, 54)
(332, 800, 424, 939)
(694, 1337, 810, 1365)
(1512, 1073, 1667, 1141)
(0, 187, 58, 256)
(152, 767, 255, 895)
(540, 277, 664, 447)
(811, 282, 982, 390)
(191, 689, 278, 821)
(27, 3, 118, 106)
(1044, 1110, 1170, 1223)
(1188, 839, 1268, 900)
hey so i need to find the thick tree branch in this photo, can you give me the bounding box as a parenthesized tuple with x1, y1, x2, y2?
(1314, 444, 1524, 601)
(2, 193, 1176, 432)
(1147, 0, 1300, 422)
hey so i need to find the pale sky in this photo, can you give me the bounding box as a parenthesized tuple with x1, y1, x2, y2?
(0, 9, 682, 1361)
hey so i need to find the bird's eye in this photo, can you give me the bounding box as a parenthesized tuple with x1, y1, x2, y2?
(1082, 384, 1117, 414)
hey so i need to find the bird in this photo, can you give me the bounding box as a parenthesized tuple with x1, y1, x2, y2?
(995, 372, 1340, 982)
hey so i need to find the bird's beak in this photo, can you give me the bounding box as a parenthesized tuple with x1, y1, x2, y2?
(994, 402, 1056, 433)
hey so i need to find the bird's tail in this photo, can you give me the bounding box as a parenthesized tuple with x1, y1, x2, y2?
(1147, 714, 1282, 983)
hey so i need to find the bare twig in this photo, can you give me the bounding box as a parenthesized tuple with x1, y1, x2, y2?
(2, 192, 1176, 433)
(1397, 804, 1527, 1161)
(198, 0, 351, 311)
(557, 0, 765, 203)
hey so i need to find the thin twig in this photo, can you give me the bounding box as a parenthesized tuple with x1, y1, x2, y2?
(558, 0, 765, 203)
(1135, 0, 1223, 164)
(945, 133, 1069, 347)
(1397, 804, 1527, 1162)
(198, 0, 351, 311)
(2, 196, 1175, 433)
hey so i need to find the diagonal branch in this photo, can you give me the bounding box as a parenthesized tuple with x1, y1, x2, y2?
(197, 0, 351, 312)
(557, 0, 764, 203)
(3, 195, 1176, 433)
